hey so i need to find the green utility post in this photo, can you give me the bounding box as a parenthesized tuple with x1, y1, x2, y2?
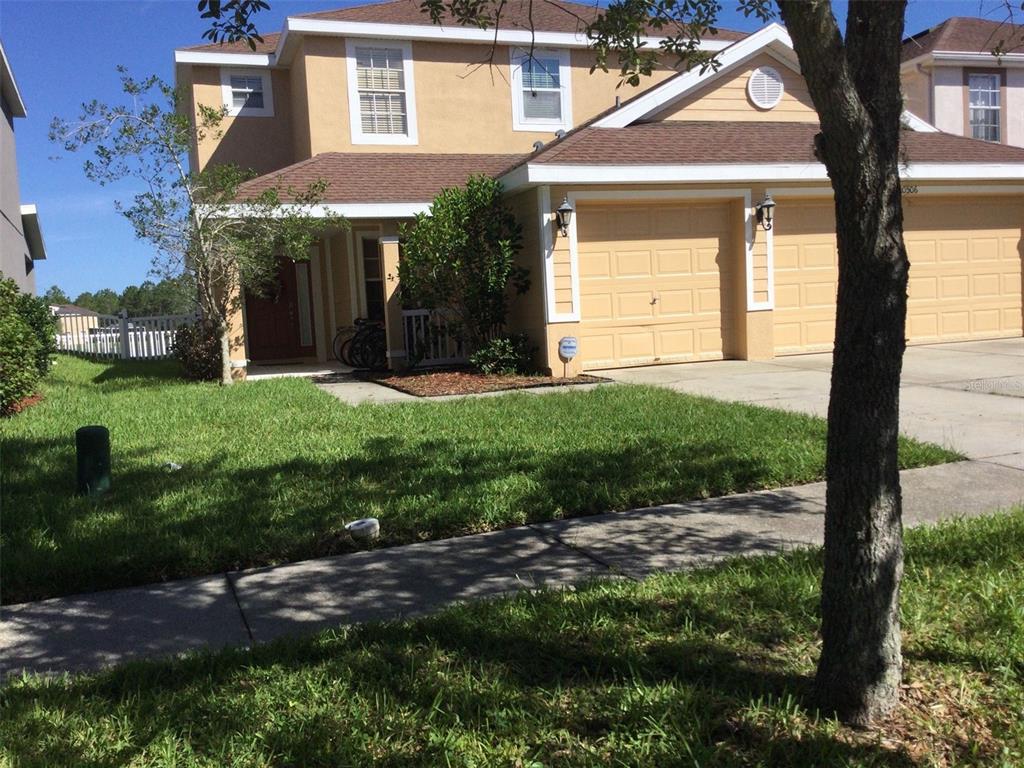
(76, 426, 111, 495)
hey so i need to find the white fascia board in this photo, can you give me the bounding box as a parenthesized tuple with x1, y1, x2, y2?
(274, 17, 730, 64)
(931, 51, 1024, 66)
(20, 204, 46, 261)
(0, 39, 27, 117)
(208, 202, 430, 219)
(174, 50, 274, 67)
(595, 23, 795, 128)
(901, 109, 938, 132)
(506, 161, 1024, 187)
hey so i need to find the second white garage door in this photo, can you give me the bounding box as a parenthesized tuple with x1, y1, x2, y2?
(576, 201, 737, 370)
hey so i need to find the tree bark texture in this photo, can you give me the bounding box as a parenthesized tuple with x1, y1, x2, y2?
(776, 0, 910, 725)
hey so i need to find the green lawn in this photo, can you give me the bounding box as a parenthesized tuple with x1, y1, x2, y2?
(3, 510, 1021, 767)
(1, 356, 957, 604)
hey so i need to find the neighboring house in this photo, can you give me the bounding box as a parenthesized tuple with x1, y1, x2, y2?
(0, 39, 45, 293)
(902, 17, 1024, 145)
(176, 3, 1024, 377)
(50, 304, 100, 335)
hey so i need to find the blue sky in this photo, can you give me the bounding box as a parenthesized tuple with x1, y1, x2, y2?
(1, 0, 1012, 298)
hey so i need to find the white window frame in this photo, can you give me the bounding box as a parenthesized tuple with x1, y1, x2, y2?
(220, 68, 274, 117)
(967, 72, 1001, 143)
(510, 47, 572, 132)
(345, 38, 418, 145)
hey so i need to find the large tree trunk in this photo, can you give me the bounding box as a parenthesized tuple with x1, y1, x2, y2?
(777, 0, 909, 725)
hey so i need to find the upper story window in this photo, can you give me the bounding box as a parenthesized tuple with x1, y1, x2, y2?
(968, 72, 1001, 142)
(346, 39, 418, 145)
(220, 69, 274, 117)
(510, 48, 572, 132)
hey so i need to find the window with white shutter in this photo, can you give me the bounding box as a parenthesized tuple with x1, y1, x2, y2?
(220, 69, 274, 117)
(511, 48, 572, 131)
(347, 40, 418, 145)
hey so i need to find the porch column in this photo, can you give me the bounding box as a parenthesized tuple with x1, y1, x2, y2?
(227, 281, 248, 380)
(379, 236, 406, 371)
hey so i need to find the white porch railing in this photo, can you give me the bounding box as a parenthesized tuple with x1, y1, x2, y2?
(54, 310, 198, 361)
(402, 309, 465, 366)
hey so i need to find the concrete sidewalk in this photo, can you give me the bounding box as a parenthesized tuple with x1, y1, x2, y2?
(2, 460, 1021, 678)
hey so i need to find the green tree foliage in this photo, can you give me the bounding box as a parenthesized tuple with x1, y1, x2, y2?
(399, 175, 528, 350)
(51, 69, 343, 385)
(69, 276, 195, 317)
(41, 285, 71, 305)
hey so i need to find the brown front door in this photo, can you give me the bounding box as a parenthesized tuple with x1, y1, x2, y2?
(245, 257, 317, 361)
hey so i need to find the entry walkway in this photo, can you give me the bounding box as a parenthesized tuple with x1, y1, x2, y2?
(2, 460, 1021, 677)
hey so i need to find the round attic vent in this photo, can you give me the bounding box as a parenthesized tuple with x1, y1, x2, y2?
(747, 66, 784, 109)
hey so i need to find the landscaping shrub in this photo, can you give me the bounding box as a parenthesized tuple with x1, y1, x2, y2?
(0, 276, 41, 414)
(399, 175, 528, 349)
(15, 290, 58, 377)
(172, 320, 222, 381)
(468, 333, 535, 375)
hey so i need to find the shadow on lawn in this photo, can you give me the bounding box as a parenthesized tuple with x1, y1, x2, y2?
(1, 576, 928, 767)
(90, 359, 183, 387)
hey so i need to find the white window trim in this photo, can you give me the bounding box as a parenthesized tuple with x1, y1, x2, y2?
(510, 47, 572, 132)
(345, 38, 418, 146)
(220, 68, 274, 117)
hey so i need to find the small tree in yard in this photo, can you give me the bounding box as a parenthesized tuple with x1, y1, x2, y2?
(399, 175, 529, 351)
(51, 70, 342, 385)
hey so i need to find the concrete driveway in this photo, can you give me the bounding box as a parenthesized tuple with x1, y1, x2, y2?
(603, 338, 1024, 469)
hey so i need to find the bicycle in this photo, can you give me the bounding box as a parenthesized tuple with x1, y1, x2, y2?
(333, 318, 388, 370)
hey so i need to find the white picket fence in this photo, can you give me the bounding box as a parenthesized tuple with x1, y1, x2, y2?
(54, 310, 198, 361)
(402, 309, 465, 366)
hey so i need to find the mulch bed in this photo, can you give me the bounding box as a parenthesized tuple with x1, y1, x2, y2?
(2, 392, 43, 417)
(358, 368, 608, 397)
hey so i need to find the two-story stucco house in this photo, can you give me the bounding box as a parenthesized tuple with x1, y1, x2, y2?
(902, 17, 1024, 146)
(1, 39, 46, 294)
(175, 2, 1024, 378)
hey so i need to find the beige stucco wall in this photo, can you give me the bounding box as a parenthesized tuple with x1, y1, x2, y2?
(186, 39, 680, 165)
(932, 65, 965, 136)
(189, 65, 296, 174)
(1007, 68, 1024, 147)
(651, 53, 817, 123)
(901, 65, 931, 123)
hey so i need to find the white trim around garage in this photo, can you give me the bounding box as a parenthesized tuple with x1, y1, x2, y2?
(501, 162, 1024, 190)
(538, 185, 579, 324)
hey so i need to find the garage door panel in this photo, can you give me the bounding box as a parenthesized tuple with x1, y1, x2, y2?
(656, 249, 692, 274)
(617, 291, 657, 319)
(774, 195, 1022, 355)
(659, 289, 694, 315)
(617, 250, 653, 277)
(577, 200, 735, 370)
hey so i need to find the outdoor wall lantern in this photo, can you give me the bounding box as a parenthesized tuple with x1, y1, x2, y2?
(756, 194, 776, 231)
(555, 196, 574, 236)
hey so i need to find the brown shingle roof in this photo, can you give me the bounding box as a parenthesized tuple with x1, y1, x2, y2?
(236, 153, 525, 203)
(515, 121, 1024, 167)
(179, 1, 747, 52)
(902, 17, 1024, 62)
(296, 0, 747, 39)
(181, 32, 281, 54)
